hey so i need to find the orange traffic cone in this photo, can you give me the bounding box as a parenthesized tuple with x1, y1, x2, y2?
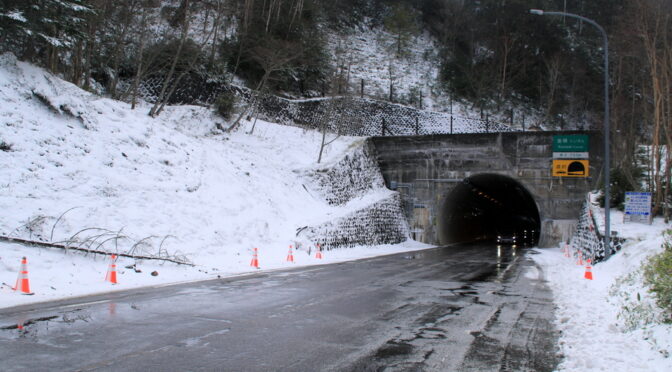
(584, 259, 594, 280)
(286, 245, 295, 263)
(14, 257, 33, 295)
(105, 254, 118, 284)
(576, 252, 584, 266)
(250, 248, 260, 268)
(563, 244, 570, 258)
(315, 243, 323, 259)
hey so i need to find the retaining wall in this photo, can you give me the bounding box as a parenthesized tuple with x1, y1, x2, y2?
(300, 142, 409, 249)
(300, 194, 410, 251)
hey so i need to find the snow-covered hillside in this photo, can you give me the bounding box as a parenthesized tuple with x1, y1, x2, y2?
(326, 28, 440, 106)
(0, 53, 429, 309)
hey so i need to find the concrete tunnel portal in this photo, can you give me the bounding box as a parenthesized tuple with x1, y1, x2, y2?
(438, 174, 541, 246)
(370, 131, 602, 247)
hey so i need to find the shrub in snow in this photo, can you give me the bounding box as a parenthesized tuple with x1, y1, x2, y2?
(214, 91, 237, 120)
(644, 229, 672, 323)
(0, 140, 12, 152)
(611, 270, 660, 331)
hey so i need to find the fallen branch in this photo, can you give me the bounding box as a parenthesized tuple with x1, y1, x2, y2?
(50, 207, 81, 241)
(0, 236, 194, 266)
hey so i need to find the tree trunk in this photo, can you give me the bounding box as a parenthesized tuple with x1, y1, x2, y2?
(149, 0, 191, 117)
(131, 8, 149, 110)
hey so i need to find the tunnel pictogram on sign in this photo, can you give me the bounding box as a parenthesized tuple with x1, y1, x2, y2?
(552, 160, 589, 177)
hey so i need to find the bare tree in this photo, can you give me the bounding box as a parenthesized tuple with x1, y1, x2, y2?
(108, 0, 142, 98)
(383, 3, 417, 57)
(130, 5, 152, 110)
(226, 38, 301, 132)
(632, 0, 672, 221)
(149, 0, 193, 117)
(499, 34, 516, 99)
(543, 54, 563, 125)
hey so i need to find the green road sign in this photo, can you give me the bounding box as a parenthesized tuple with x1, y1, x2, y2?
(553, 135, 589, 152)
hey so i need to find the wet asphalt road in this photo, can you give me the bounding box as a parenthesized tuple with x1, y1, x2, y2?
(0, 244, 560, 372)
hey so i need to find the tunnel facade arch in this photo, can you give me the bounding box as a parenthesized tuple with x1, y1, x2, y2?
(369, 131, 603, 247)
(438, 174, 541, 245)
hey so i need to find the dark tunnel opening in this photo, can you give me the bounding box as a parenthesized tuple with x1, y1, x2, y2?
(438, 174, 541, 246)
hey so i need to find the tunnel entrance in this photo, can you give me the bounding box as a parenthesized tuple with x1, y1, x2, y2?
(438, 174, 541, 246)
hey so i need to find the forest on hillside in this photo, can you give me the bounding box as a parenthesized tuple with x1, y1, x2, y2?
(0, 0, 670, 218)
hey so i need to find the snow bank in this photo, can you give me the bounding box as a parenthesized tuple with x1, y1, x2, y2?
(531, 210, 671, 371)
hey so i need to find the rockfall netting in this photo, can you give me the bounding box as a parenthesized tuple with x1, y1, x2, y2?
(570, 194, 625, 263)
(306, 142, 386, 205)
(299, 194, 410, 251)
(299, 141, 410, 249)
(137, 75, 514, 137)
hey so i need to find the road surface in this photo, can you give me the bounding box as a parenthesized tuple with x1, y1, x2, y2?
(0, 244, 560, 371)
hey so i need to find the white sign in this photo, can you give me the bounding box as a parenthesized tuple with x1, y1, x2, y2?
(624, 192, 652, 224)
(553, 152, 589, 159)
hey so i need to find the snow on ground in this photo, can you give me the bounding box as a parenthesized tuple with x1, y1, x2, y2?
(2, 53, 670, 371)
(325, 27, 441, 109)
(531, 210, 671, 371)
(0, 53, 431, 309)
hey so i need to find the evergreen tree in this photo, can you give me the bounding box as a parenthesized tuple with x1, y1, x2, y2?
(0, 0, 93, 71)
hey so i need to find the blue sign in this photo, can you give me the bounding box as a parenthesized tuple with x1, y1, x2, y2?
(624, 192, 652, 224)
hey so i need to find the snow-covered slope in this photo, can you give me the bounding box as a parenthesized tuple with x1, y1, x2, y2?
(0, 53, 429, 309)
(325, 28, 440, 107)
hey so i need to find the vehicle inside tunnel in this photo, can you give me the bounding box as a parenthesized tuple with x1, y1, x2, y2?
(438, 174, 541, 246)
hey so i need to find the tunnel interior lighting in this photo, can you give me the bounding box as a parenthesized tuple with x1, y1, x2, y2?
(439, 174, 541, 246)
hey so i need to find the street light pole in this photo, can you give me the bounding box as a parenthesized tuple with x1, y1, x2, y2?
(530, 9, 611, 260)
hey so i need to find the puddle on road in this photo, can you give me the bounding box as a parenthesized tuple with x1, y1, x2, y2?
(0, 315, 59, 330)
(417, 327, 447, 340)
(440, 285, 488, 305)
(0, 308, 94, 338)
(375, 340, 414, 358)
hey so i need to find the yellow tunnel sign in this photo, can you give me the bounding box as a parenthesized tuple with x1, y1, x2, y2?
(552, 160, 589, 177)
